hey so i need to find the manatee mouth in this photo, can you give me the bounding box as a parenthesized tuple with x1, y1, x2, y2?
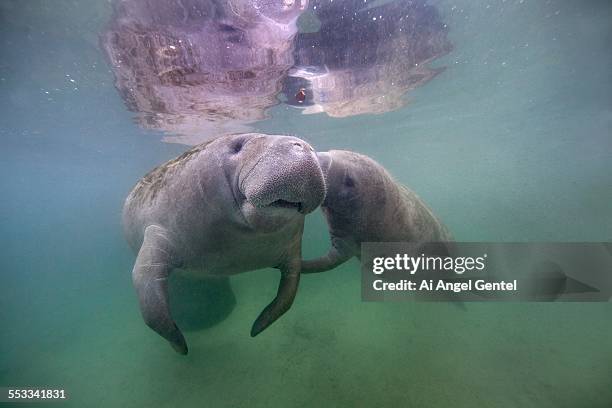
(268, 199, 304, 213)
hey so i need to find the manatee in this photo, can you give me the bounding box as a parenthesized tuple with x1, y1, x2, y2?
(123, 133, 325, 354)
(302, 150, 451, 273)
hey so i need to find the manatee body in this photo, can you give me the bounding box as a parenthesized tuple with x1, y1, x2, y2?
(303, 150, 451, 273)
(123, 133, 325, 354)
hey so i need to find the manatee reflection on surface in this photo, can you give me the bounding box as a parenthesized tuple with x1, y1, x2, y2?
(286, 0, 452, 117)
(101, 0, 451, 144)
(101, 0, 307, 144)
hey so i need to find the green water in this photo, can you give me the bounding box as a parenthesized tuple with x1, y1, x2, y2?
(1, 0, 611, 407)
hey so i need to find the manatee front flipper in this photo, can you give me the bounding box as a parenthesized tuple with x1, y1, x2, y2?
(132, 225, 188, 355)
(251, 256, 301, 337)
(301, 238, 352, 274)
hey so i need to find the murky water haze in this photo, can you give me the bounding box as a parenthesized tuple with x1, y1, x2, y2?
(1, 0, 611, 407)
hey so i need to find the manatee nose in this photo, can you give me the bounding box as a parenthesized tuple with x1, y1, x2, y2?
(241, 137, 325, 214)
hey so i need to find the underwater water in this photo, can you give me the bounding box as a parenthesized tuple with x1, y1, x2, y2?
(1, 0, 611, 407)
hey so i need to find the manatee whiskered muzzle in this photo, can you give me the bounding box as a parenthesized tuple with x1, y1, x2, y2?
(239, 137, 326, 217)
(244, 181, 323, 215)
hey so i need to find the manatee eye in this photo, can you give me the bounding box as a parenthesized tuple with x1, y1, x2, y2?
(231, 140, 244, 154)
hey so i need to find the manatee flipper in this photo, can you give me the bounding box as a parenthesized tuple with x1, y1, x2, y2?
(301, 238, 352, 273)
(132, 225, 188, 355)
(251, 258, 301, 337)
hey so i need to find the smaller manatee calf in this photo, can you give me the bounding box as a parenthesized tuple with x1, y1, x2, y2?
(303, 150, 451, 273)
(123, 133, 326, 354)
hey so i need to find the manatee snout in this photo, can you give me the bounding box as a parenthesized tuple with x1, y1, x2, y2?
(240, 137, 325, 215)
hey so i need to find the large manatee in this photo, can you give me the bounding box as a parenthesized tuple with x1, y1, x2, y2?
(123, 133, 325, 354)
(302, 150, 451, 273)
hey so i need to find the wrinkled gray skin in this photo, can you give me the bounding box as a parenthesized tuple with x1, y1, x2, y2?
(123, 133, 326, 354)
(303, 150, 451, 273)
